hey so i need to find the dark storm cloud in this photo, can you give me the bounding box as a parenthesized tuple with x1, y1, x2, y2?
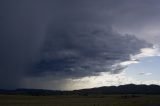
(31, 23, 150, 78)
(0, 0, 54, 88)
(0, 0, 158, 89)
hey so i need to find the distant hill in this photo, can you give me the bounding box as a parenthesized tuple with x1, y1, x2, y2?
(1, 84, 160, 95)
(73, 84, 160, 95)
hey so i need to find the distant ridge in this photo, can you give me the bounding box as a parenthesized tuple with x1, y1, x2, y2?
(73, 84, 160, 95)
(1, 84, 160, 95)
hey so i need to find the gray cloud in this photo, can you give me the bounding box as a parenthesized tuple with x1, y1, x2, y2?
(0, 0, 158, 89)
(31, 23, 151, 79)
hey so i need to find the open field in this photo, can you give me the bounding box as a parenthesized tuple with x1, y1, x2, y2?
(0, 95, 160, 106)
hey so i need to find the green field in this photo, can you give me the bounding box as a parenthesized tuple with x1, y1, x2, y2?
(0, 94, 160, 106)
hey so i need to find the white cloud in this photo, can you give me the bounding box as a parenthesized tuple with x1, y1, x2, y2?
(64, 72, 160, 90)
(131, 45, 160, 60)
(113, 44, 160, 72)
(138, 72, 152, 76)
(119, 60, 139, 66)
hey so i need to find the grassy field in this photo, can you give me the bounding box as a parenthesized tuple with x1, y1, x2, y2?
(0, 94, 160, 106)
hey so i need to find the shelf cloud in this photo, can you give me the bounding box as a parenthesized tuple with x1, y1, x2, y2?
(31, 24, 150, 79)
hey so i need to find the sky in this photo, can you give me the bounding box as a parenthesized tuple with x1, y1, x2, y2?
(0, 0, 160, 90)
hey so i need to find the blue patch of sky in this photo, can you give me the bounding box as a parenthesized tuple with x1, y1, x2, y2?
(125, 56, 160, 81)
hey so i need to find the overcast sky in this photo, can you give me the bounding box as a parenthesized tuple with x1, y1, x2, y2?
(0, 0, 160, 90)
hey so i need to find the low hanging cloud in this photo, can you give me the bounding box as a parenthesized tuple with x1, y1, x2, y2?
(1, 0, 160, 89)
(30, 23, 151, 79)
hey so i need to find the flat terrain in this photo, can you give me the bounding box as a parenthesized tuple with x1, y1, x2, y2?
(0, 94, 160, 106)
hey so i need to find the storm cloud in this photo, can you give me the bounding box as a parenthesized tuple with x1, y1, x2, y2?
(0, 0, 159, 89)
(32, 24, 150, 78)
